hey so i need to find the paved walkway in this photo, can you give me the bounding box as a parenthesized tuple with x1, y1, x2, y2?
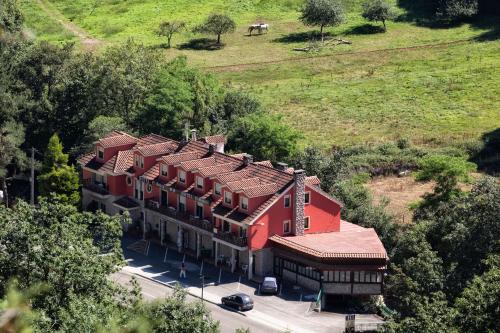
(121, 237, 383, 333)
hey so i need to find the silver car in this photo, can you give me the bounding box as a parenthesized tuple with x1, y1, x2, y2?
(261, 276, 278, 294)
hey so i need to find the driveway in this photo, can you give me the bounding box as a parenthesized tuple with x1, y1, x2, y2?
(120, 237, 383, 333)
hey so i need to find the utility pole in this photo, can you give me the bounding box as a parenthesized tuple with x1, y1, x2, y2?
(30, 147, 35, 205)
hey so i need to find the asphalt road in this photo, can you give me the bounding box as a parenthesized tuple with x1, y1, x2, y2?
(113, 271, 279, 333)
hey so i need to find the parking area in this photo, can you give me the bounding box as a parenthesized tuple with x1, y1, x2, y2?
(121, 236, 384, 333)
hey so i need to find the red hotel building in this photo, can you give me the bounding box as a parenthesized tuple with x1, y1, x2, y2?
(78, 130, 387, 302)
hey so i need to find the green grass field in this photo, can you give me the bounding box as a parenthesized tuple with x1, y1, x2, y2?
(21, 0, 500, 147)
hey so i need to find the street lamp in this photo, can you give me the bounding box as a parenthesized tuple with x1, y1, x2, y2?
(200, 275, 211, 303)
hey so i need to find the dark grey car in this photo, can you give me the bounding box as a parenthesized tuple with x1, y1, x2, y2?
(221, 293, 254, 311)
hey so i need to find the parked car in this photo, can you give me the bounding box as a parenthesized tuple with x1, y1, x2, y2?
(221, 293, 254, 311)
(261, 276, 278, 294)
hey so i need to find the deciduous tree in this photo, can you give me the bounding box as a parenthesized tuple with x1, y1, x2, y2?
(227, 112, 302, 163)
(300, 0, 345, 42)
(193, 14, 236, 44)
(362, 0, 395, 31)
(157, 21, 186, 48)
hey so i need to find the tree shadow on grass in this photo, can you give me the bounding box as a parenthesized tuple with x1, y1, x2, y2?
(470, 128, 500, 175)
(344, 24, 386, 35)
(273, 31, 331, 43)
(396, 0, 500, 39)
(177, 38, 224, 51)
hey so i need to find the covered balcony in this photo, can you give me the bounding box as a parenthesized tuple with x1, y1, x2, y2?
(82, 178, 110, 197)
(213, 230, 248, 248)
(145, 199, 212, 232)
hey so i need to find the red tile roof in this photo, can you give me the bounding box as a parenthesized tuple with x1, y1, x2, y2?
(142, 162, 160, 181)
(97, 131, 137, 148)
(136, 134, 173, 147)
(201, 134, 226, 144)
(230, 153, 246, 160)
(78, 152, 96, 166)
(114, 150, 134, 174)
(254, 160, 273, 168)
(305, 176, 321, 186)
(135, 141, 177, 157)
(159, 151, 202, 165)
(269, 221, 387, 259)
(241, 183, 279, 198)
(178, 156, 217, 171)
(226, 177, 263, 191)
(197, 162, 240, 178)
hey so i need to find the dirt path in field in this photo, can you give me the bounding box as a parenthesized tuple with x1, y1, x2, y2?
(204, 38, 471, 72)
(35, 0, 103, 49)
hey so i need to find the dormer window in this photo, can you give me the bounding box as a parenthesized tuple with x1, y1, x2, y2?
(160, 164, 168, 177)
(224, 191, 232, 205)
(241, 197, 248, 210)
(97, 147, 104, 160)
(134, 155, 144, 168)
(214, 183, 222, 195)
(196, 176, 203, 189)
(178, 170, 186, 183)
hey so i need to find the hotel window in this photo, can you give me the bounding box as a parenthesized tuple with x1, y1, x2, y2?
(196, 176, 203, 189)
(241, 197, 248, 210)
(283, 220, 291, 234)
(160, 164, 168, 176)
(178, 195, 186, 212)
(134, 179, 143, 200)
(284, 195, 291, 208)
(330, 271, 351, 282)
(97, 147, 104, 160)
(224, 191, 232, 205)
(214, 183, 222, 195)
(239, 226, 247, 238)
(304, 216, 310, 230)
(304, 192, 311, 204)
(178, 170, 186, 183)
(223, 220, 230, 233)
(196, 203, 203, 218)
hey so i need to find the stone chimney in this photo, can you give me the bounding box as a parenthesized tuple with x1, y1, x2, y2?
(242, 153, 253, 166)
(276, 162, 288, 171)
(293, 169, 306, 236)
(190, 129, 197, 141)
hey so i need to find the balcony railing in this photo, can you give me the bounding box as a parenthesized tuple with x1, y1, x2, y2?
(213, 231, 248, 248)
(83, 179, 110, 196)
(145, 200, 213, 232)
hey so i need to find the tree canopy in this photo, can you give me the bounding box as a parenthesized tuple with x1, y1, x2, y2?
(193, 14, 236, 44)
(300, 0, 345, 41)
(157, 21, 186, 48)
(227, 112, 302, 163)
(362, 0, 395, 31)
(38, 133, 80, 206)
(0, 0, 24, 34)
(0, 199, 220, 332)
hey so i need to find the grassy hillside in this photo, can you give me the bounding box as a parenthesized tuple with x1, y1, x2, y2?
(216, 40, 500, 147)
(21, 0, 500, 147)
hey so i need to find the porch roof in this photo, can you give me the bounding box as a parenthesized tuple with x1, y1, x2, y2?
(269, 221, 387, 260)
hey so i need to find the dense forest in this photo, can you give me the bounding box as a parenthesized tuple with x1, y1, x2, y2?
(1, 0, 499, 332)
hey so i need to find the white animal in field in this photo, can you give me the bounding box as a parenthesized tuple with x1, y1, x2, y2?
(248, 23, 269, 35)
